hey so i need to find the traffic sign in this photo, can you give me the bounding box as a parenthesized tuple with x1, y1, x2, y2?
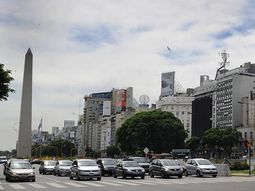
(143, 147, 149, 154)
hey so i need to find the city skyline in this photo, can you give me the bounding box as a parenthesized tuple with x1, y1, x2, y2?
(1, 0, 255, 150)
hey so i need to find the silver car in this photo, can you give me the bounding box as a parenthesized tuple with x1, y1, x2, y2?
(54, 160, 72, 176)
(149, 159, 183, 178)
(70, 159, 101, 180)
(186, 158, 218, 177)
(5, 159, 35, 182)
(39, 160, 56, 175)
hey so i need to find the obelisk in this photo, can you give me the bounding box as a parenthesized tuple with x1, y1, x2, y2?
(17, 48, 33, 158)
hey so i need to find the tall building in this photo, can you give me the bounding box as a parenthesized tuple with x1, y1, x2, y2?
(17, 48, 33, 158)
(214, 62, 255, 129)
(160, 72, 175, 98)
(83, 92, 112, 152)
(192, 75, 216, 137)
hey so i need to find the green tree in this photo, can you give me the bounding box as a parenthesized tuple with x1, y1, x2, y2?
(116, 110, 187, 154)
(106, 145, 120, 158)
(186, 136, 201, 151)
(202, 128, 241, 158)
(0, 63, 14, 101)
(49, 139, 75, 157)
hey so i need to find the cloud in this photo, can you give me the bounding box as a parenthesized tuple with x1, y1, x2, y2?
(1, 0, 255, 150)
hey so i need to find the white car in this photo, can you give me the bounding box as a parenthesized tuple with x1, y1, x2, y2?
(186, 158, 218, 177)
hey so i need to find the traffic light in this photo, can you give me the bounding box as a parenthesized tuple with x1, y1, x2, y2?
(244, 139, 251, 148)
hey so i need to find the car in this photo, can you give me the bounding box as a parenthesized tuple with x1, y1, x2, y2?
(128, 157, 150, 173)
(114, 160, 145, 179)
(0, 156, 7, 164)
(149, 159, 183, 178)
(39, 160, 56, 175)
(5, 159, 35, 182)
(175, 159, 187, 176)
(53, 160, 72, 176)
(3, 158, 19, 175)
(70, 159, 101, 180)
(96, 158, 116, 176)
(186, 158, 218, 177)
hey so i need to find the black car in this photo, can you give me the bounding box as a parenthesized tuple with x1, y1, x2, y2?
(114, 160, 145, 179)
(149, 159, 183, 178)
(96, 158, 116, 176)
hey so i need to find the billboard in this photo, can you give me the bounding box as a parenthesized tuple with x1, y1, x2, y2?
(161, 72, 175, 97)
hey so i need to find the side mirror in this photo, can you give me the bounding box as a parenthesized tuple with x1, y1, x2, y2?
(73, 164, 78, 167)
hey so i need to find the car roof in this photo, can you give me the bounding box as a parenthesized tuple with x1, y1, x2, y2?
(11, 159, 30, 163)
(76, 159, 95, 162)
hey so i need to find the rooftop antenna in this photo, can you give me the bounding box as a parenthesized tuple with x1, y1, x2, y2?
(219, 49, 229, 69)
(215, 49, 230, 79)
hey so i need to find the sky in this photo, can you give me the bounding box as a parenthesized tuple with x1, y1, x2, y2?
(1, 0, 255, 150)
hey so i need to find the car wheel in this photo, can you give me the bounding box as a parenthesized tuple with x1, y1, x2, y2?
(141, 175, 145, 179)
(161, 171, 166, 178)
(212, 175, 217, 178)
(184, 170, 188, 176)
(149, 171, 154, 178)
(196, 170, 202, 177)
(70, 175, 73, 180)
(5, 175, 9, 182)
(32, 179, 35, 182)
(58, 171, 61, 176)
(114, 173, 117, 178)
(97, 177, 101, 181)
(178, 174, 183, 179)
(122, 173, 126, 179)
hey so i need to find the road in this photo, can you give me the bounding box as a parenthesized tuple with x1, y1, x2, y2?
(0, 164, 255, 191)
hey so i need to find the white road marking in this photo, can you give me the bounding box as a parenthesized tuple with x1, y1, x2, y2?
(9, 184, 26, 189)
(64, 182, 88, 187)
(99, 181, 123, 186)
(108, 180, 140, 186)
(0, 185, 4, 190)
(127, 180, 157, 185)
(27, 183, 47, 189)
(47, 182, 67, 188)
(79, 181, 104, 187)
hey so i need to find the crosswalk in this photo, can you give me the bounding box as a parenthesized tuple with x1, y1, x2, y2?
(0, 177, 254, 190)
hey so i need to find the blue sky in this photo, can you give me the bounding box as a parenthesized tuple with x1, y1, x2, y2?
(1, 0, 255, 150)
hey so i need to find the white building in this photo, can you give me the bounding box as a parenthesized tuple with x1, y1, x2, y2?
(157, 95, 194, 138)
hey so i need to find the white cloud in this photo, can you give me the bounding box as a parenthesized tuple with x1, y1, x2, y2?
(1, 0, 255, 150)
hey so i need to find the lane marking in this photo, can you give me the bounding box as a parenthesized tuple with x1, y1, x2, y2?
(47, 182, 66, 188)
(79, 181, 104, 187)
(9, 184, 26, 189)
(27, 183, 47, 189)
(99, 181, 123, 186)
(64, 182, 88, 187)
(0, 185, 4, 190)
(108, 180, 140, 186)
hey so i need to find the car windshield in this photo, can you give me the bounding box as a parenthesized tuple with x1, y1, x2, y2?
(196, 159, 212, 165)
(123, 161, 140, 167)
(11, 162, 32, 169)
(162, 160, 178, 166)
(44, 161, 56, 166)
(102, 160, 116, 165)
(133, 157, 147, 163)
(78, 161, 97, 166)
(59, 161, 72, 166)
(175, 160, 185, 166)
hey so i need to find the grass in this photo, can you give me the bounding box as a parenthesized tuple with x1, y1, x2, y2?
(231, 170, 255, 175)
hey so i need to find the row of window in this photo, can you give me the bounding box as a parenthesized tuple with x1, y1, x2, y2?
(244, 131, 254, 139)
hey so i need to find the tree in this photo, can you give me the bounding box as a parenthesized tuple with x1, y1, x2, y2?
(106, 145, 120, 158)
(116, 110, 187, 154)
(0, 63, 14, 101)
(49, 139, 75, 157)
(202, 128, 241, 158)
(186, 136, 201, 151)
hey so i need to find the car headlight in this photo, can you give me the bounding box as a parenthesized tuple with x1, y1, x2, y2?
(30, 172, 35, 175)
(10, 171, 17, 175)
(163, 167, 168, 171)
(141, 169, 145, 172)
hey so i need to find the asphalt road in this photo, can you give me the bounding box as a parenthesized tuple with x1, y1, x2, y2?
(0, 164, 255, 191)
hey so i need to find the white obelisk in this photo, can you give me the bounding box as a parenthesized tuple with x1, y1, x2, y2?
(17, 48, 33, 158)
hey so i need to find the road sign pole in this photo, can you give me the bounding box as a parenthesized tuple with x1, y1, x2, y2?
(248, 148, 251, 176)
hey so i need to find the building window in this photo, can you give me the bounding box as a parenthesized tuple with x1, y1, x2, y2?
(244, 132, 247, 139)
(176, 111, 179, 116)
(250, 132, 253, 139)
